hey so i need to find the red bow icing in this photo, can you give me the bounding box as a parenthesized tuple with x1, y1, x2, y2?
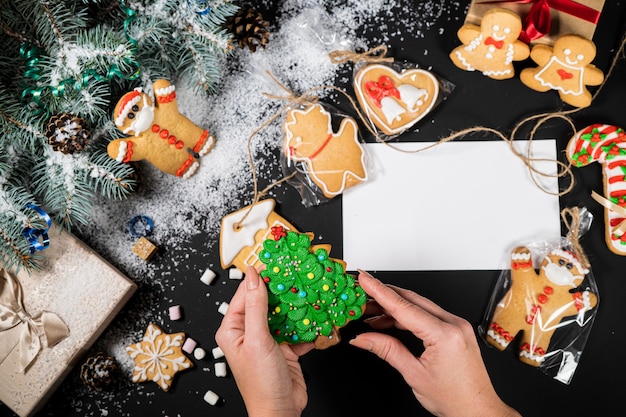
(485, 36, 504, 49)
(271, 226, 287, 240)
(364, 75, 400, 108)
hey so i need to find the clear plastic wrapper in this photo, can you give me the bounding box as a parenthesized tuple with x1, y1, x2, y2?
(350, 56, 455, 141)
(479, 207, 599, 384)
(280, 101, 372, 207)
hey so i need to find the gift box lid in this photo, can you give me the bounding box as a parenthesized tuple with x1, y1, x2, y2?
(0, 223, 137, 417)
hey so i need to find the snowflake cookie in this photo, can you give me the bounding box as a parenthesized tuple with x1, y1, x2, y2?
(126, 323, 193, 391)
(259, 228, 367, 349)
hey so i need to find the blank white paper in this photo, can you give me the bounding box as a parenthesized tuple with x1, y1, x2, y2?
(342, 140, 561, 271)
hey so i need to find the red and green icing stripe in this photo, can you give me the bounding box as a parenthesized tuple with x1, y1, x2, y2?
(570, 124, 625, 166)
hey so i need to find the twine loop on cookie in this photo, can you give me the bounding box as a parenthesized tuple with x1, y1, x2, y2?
(329, 45, 394, 65)
(560, 206, 591, 270)
(262, 71, 319, 108)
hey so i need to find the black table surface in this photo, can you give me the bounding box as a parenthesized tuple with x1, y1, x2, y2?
(3, 1, 626, 416)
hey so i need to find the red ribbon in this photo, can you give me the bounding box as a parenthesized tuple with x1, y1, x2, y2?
(480, 0, 602, 43)
(364, 76, 400, 108)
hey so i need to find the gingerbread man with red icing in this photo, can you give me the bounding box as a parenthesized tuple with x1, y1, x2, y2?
(450, 8, 529, 80)
(108, 79, 215, 178)
(520, 34, 604, 108)
(485, 246, 597, 367)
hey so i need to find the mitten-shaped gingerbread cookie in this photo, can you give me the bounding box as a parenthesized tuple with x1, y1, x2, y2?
(284, 104, 367, 198)
(108, 79, 215, 178)
(450, 8, 529, 80)
(520, 34, 604, 108)
(567, 124, 626, 255)
(486, 246, 597, 367)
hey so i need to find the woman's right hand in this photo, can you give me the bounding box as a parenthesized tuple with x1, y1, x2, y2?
(350, 270, 521, 417)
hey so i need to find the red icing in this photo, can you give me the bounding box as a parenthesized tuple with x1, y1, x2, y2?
(193, 130, 210, 153)
(484, 36, 504, 49)
(271, 226, 287, 240)
(117, 90, 140, 118)
(364, 75, 400, 108)
(557, 69, 573, 80)
(122, 141, 133, 163)
(157, 92, 176, 103)
(176, 155, 195, 177)
(308, 133, 334, 160)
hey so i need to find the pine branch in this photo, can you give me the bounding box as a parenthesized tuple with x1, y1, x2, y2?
(124, 0, 237, 93)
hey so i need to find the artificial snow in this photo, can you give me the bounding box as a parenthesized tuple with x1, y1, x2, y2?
(64, 0, 464, 415)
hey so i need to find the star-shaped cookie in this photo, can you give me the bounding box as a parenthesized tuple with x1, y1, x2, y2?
(126, 323, 193, 391)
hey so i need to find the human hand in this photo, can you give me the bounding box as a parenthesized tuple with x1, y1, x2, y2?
(350, 270, 521, 417)
(215, 266, 314, 417)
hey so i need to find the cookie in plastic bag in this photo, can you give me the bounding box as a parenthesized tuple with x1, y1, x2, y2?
(480, 207, 599, 384)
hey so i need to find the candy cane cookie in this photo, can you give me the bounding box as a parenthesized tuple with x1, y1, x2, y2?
(566, 124, 626, 255)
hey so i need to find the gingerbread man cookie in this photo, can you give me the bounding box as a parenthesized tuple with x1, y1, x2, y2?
(567, 124, 626, 255)
(108, 79, 215, 178)
(520, 34, 604, 108)
(450, 8, 529, 80)
(486, 246, 597, 367)
(284, 104, 367, 198)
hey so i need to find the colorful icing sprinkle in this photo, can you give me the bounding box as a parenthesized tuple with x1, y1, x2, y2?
(258, 231, 366, 344)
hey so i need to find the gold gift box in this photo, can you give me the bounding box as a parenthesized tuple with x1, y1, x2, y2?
(0, 223, 136, 417)
(465, 0, 605, 45)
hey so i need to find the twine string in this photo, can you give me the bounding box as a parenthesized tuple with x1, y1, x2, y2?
(328, 45, 394, 65)
(234, 32, 626, 230)
(560, 206, 590, 270)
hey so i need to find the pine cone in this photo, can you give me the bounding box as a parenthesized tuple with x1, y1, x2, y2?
(45, 113, 90, 154)
(80, 352, 118, 390)
(226, 6, 270, 53)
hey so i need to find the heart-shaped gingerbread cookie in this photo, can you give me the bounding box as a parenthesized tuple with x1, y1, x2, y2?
(354, 64, 439, 136)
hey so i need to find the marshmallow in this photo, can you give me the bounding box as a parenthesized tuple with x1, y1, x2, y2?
(218, 302, 229, 315)
(193, 347, 206, 360)
(212, 346, 224, 359)
(168, 305, 182, 321)
(200, 268, 217, 285)
(229, 268, 243, 280)
(214, 362, 227, 377)
(203, 390, 220, 406)
(182, 337, 197, 354)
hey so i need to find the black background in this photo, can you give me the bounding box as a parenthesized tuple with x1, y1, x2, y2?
(3, 1, 626, 416)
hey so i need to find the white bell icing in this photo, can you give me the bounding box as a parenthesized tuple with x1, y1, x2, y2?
(380, 96, 405, 124)
(397, 84, 428, 112)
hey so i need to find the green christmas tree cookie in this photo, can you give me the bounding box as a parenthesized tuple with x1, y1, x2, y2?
(259, 228, 366, 348)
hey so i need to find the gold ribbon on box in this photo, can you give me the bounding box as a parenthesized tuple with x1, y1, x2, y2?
(480, 0, 602, 43)
(0, 269, 69, 373)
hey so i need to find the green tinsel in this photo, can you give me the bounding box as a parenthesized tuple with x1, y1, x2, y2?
(0, 0, 237, 271)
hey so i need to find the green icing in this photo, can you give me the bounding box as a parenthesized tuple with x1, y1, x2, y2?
(259, 230, 366, 344)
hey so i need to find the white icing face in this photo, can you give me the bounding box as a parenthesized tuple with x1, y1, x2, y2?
(542, 257, 582, 287)
(563, 48, 585, 65)
(123, 95, 155, 136)
(491, 24, 510, 41)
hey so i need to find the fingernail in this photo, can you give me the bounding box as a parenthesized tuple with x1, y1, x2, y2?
(357, 268, 378, 281)
(349, 336, 373, 352)
(246, 266, 259, 290)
